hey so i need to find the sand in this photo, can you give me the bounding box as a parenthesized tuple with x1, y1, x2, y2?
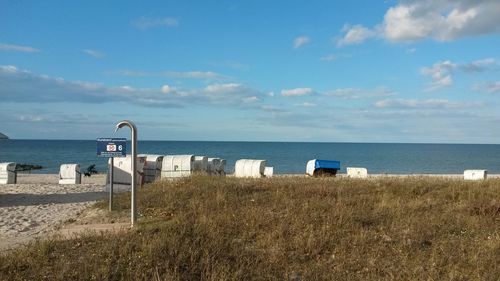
(0, 174, 107, 250)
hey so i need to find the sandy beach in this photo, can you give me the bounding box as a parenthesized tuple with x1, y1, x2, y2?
(0, 173, 106, 250)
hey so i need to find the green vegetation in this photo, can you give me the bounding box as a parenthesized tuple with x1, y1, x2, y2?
(2, 176, 500, 280)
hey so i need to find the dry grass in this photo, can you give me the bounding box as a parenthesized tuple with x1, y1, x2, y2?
(2, 176, 500, 280)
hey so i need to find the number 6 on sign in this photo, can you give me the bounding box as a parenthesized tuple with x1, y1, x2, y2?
(118, 145, 123, 151)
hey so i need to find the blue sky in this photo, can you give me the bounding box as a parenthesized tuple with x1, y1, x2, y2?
(1, 0, 500, 143)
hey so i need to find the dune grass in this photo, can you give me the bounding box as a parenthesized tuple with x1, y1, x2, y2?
(2, 176, 500, 280)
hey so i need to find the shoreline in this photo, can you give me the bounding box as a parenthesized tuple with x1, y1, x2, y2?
(270, 173, 500, 178)
(15, 172, 500, 179)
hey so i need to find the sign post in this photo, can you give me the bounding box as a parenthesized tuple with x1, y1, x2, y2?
(114, 120, 138, 227)
(109, 157, 113, 211)
(97, 138, 127, 211)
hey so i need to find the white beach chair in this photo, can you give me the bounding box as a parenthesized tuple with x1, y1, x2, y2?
(347, 167, 368, 178)
(0, 162, 17, 184)
(59, 164, 81, 184)
(207, 158, 226, 176)
(139, 154, 163, 184)
(193, 156, 208, 173)
(161, 155, 194, 178)
(234, 159, 266, 178)
(106, 156, 146, 191)
(264, 166, 274, 178)
(464, 169, 487, 181)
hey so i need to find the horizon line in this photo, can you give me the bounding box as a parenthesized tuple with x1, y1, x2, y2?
(3, 138, 500, 146)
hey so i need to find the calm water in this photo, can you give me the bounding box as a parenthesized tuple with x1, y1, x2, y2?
(1, 140, 500, 174)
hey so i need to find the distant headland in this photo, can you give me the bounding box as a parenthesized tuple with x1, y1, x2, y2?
(0, 132, 9, 139)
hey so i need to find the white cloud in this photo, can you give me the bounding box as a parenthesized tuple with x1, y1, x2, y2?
(406, 48, 416, 54)
(485, 82, 500, 93)
(293, 36, 310, 49)
(3, 64, 500, 143)
(167, 71, 222, 79)
(115, 69, 225, 80)
(0, 65, 265, 108)
(210, 60, 248, 70)
(320, 54, 337, 61)
(421, 58, 497, 90)
(421, 60, 456, 90)
(18, 115, 44, 122)
(243, 96, 259, 103)
(473, 81, 500, 94)
(337, 25, 376, 47)
(259, 105, 287, 114)
(375, 98, 482, 109)
(382, 3, 436, 42)
(337, 0, 500, 45)
(161, 85, 171, 94)
(204, 83, 241, 94)
(132, 17, 179, 29)
(0, 65, 20, 73)
(82, 49, 105, 58)
(327, 88, 362, 99)
(113, 70, 149, 77)
(202, 83, 266, 106)
(0, 65, 171, 105)
(0, 43, 40, 53)
(382, 0, 500, 42)
(460, 58, 496, 72)
(281, 87, 314, 97)
(326, 87, 396, 100)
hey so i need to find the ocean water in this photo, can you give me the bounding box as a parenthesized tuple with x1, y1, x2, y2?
(1, 140, 500, 174)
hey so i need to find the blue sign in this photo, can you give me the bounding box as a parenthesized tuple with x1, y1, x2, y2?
(97, 138, 127, 158)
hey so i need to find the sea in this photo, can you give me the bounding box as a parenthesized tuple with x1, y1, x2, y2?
(1, 140, 500, 174)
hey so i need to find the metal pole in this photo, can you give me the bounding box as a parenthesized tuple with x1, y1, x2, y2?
(115, 120, 138, 226)
(109, 157, 114, 211)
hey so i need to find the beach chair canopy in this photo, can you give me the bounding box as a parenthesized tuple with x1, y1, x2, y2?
(306, 159, 340, 176)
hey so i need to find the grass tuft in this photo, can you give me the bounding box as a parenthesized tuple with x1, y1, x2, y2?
(2, 176, 500, 280)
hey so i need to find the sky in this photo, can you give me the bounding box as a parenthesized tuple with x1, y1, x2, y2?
(1, 0, 500, 143)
